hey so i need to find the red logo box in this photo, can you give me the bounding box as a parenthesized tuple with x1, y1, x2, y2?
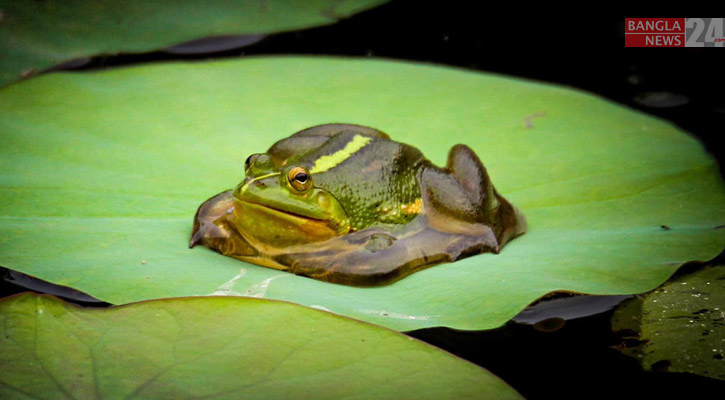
(625, 18, 685, 47)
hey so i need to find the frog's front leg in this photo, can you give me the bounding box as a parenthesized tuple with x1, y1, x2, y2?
(190, 190, 257, 258)
(274, 217, 498, 286)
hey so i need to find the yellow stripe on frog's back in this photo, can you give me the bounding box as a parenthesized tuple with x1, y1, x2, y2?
(310, 134, 372, 174)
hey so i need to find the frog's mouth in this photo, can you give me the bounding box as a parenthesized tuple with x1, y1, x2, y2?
(236, 199, 350, 236)
(241, 200, 326, 223)
(234, 199, 350, 247)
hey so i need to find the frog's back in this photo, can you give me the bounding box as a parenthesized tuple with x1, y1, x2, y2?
(268, 124, 390, 164)
(270, 124, 426, 231)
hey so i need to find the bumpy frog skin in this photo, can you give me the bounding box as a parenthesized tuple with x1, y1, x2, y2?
(190, 124, 526, 286)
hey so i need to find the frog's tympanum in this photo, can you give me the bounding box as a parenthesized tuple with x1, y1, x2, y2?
(190, 124, 526, 286)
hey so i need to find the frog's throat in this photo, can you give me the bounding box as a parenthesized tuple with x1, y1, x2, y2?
(238, 200, 350, 236)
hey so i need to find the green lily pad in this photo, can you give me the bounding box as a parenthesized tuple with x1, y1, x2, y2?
(0, 0, 387, 87)
(0, 293, 519, 399)
(612, 265, 725, 380)
(0, 57, 723, 331)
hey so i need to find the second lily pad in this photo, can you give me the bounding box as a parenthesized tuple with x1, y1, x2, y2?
(0, 0, 387, 87)
(0, 294, 519, 399)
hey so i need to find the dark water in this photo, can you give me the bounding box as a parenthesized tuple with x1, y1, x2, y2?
(4, 1, 725, 397)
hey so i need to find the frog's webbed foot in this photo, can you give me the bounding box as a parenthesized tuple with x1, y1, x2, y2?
(190, 190, 256, 257)
(274, 219, 498, 286)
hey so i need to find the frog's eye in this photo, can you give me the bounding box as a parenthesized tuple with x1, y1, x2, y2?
(244, 154, 259, 172)
(287, 166, 313, 193)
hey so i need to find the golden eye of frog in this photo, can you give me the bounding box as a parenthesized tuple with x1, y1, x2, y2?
(190, 124, 526, 286)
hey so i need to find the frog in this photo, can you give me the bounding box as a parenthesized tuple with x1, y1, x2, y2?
(190, 123, 526, 286)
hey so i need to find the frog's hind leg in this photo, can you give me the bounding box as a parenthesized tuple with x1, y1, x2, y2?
(422, 144, 526, 247)
(446, 144, 526, 244)
(445, 144, 499, 219)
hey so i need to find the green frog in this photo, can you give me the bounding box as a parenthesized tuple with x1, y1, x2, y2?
(190, 124, 526, 286)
